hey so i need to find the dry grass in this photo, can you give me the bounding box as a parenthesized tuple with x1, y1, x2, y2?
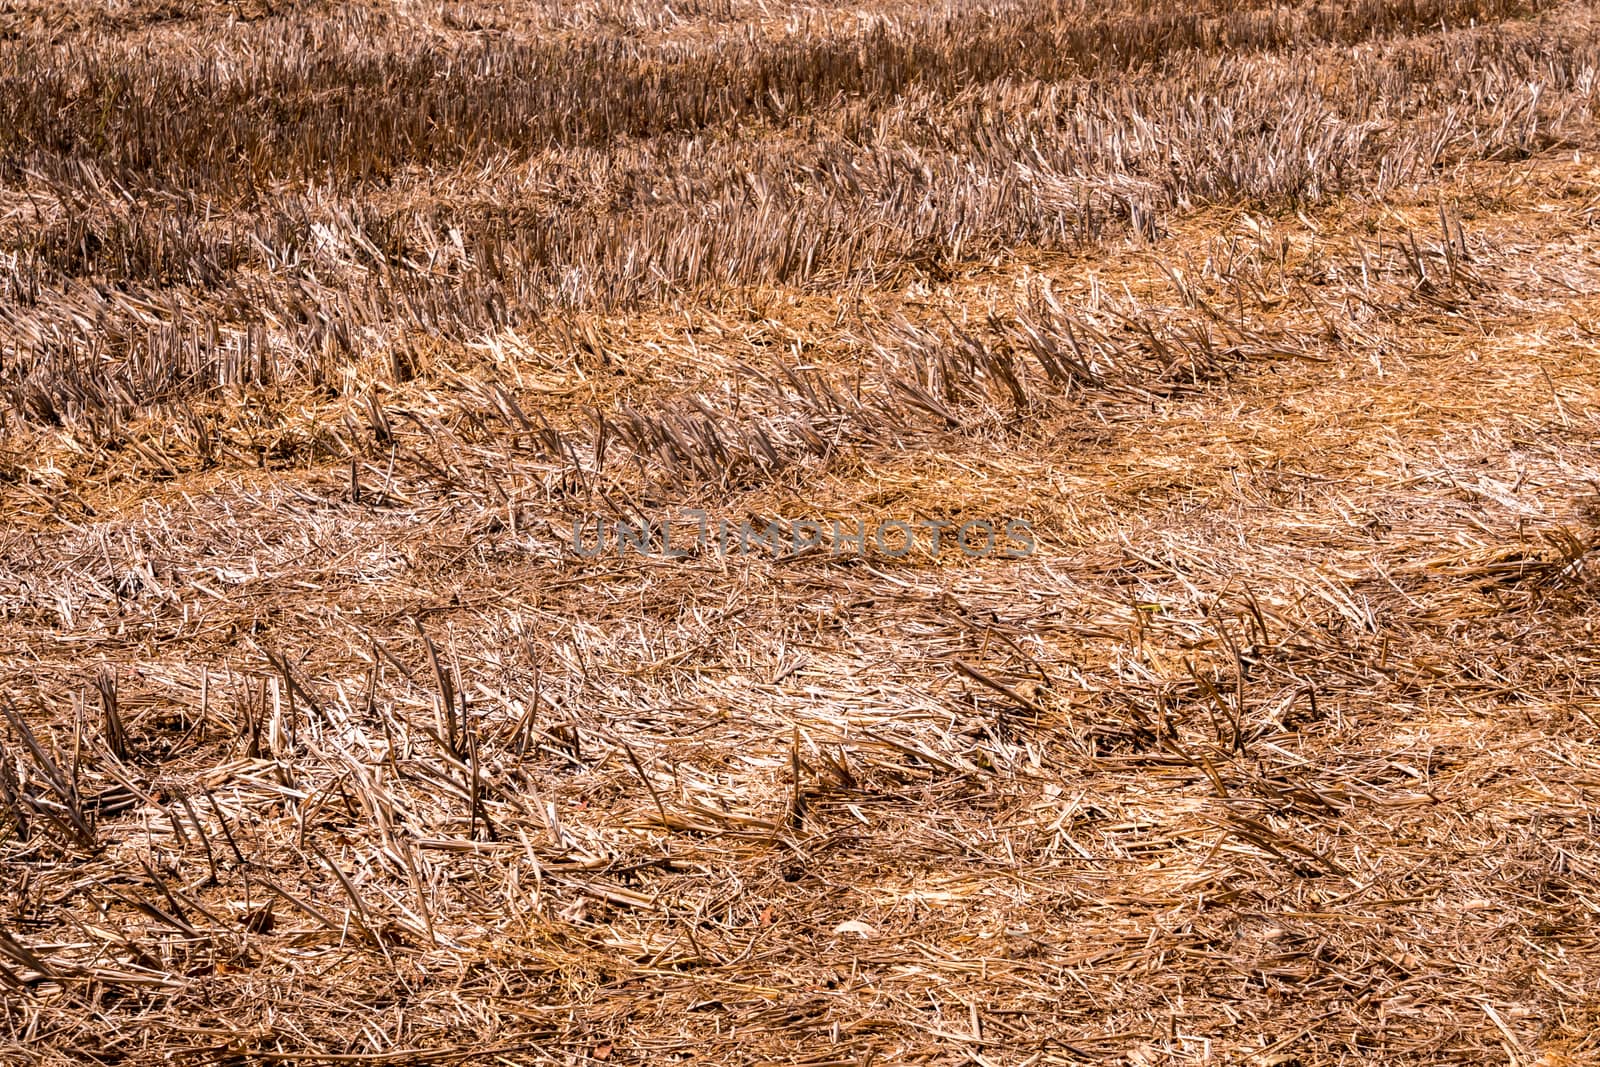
(3, 1, 1600, 1064)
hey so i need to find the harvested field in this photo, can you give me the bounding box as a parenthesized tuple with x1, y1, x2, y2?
(3, 0, 1600, 1063)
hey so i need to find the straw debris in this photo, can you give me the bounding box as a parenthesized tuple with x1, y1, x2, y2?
(3, 0, 1600, 1063)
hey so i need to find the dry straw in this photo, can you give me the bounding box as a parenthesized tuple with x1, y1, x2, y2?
(1, 0, 1599, 1063)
